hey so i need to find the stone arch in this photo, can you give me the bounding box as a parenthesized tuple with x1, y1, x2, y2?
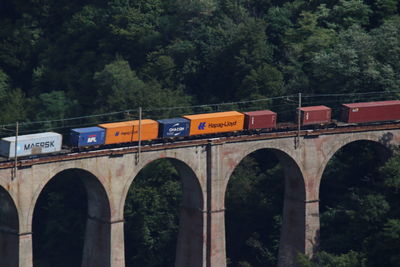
(0, 186, 19, 267)
(31, 168, 111, 267)
(121, 156, 204, 213)
(28, 165, 110, 228)
(316, 135, 394, 260)
(223, 143, 306, 267)
(317, 135, 392, 191)
(122, 156, 205, 267)
(223, 143, 301, 190)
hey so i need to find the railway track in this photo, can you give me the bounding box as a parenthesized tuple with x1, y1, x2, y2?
(1, 122, 399, 169)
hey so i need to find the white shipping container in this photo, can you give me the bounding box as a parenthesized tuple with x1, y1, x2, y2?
(0, 132, 62, 158)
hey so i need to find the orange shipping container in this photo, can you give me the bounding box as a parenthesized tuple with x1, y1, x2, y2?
(183, 111, 244, 136)
(98, 121, 135, 144)
(131, 119, 159, 141)
(99, 119, 159, 144)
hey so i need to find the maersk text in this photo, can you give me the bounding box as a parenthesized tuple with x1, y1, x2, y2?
(24, 141, 55, 150)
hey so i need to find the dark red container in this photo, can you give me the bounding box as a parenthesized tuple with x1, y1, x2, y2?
(340, 100, 400, 123)
(298, 106, 331, 126)
(244, 110, 277, 130)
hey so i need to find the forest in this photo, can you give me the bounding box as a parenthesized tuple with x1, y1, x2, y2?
(1, 0, 400, 266)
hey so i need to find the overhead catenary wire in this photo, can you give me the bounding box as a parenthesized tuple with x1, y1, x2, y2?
(301, 90, 400, 98)
(0, 94, 297, 129)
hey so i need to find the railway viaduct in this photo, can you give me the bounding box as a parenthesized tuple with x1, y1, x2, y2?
(0, 124, 399, 267)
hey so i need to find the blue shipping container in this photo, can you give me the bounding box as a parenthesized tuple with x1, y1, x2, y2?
(70, 127, 106, 147)
(157, 118, 190, 138)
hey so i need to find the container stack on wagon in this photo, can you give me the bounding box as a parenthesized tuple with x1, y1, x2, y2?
(0, 132, 62, 158)
(98, 121, 136, 144)
(340, 100, 400, 123)
(244, 110, 277, 130)
(130, 119, 159, 141)
(157, 118, 190, 138)
(70, 127, 105, 147)
(183, 111, 245, 136)
(298, 105, 332, 126)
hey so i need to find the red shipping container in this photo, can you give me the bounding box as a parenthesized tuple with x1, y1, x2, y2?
(340, 100, 400, 123)
(298, 106, 331, 126)
(244, 110, 277, 130)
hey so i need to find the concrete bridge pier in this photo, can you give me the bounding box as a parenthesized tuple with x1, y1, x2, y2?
(81, 216, 125, 267)
(174, 158, 207, 267)
(109, 220, 125, 267)
(80, 171, 112, 267)
(304, 198, 320, 257)
(18, 232, 33, 267)
(277, 151, 306, 267)
(206, 142, 226, 267)
(82, 216, 111, 267)
(0, 187, 19, 267)
(299, 141, 325, 259)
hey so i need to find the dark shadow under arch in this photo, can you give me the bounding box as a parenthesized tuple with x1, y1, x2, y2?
(0, 186, 19, 267)
(124, 158, 204, 267)
(33, 168, 111, 267)
(225, 148, 306, 267)
(319, 140, 392, 260)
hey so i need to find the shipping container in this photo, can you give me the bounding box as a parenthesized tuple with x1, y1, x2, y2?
(183, 111, 245, 136)
(244, 110, 277, 130)
(340, 100, 400, 123)
(99, 119, 159, 144)
(98, 121, 135, 144)
(298, 106, 331, 126)
(70, 127, 105, 147)
(0, 132, 62, 158)
(157, 118, 190, 138)
(131, 119, 159, 141)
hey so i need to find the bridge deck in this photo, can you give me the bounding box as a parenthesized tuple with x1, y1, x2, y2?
(1, 122, 399, 169)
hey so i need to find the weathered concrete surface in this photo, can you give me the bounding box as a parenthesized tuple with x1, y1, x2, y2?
(80, 170, 111, 267)
(0, 128, 399, 267)
(0, 187, 19, 267)
(174, 156, 207, 267)
(206, 143, 227, 267)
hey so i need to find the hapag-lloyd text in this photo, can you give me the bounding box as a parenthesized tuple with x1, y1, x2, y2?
(208, 121, 237, 128)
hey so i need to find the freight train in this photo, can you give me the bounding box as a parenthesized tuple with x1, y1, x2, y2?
(1, 100, 400, 158)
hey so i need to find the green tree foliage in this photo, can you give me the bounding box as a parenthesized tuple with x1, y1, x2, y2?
(297, 251, 367, 267)
(33, 91, 79, 121)
(370, 16, 400, 90)
(366, 219, 400, 266)
(380, 151, 400, 192)
(283, 10, 337, 93)
(226, 150, 284, 266)
(320, 142, 386, 253)
(32, 172, 87, 267)
(182, 15, 279, 102)
(0, 70, 26, 124)
(331, 0, 372, 29)
(319, 142, 400, 266)
(0, 0, 399, 266)
(93, 57, 191, 117)
(124, 160, 182, 267)
(374, 0, 398, 17)
(310, 23, 400, 94)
